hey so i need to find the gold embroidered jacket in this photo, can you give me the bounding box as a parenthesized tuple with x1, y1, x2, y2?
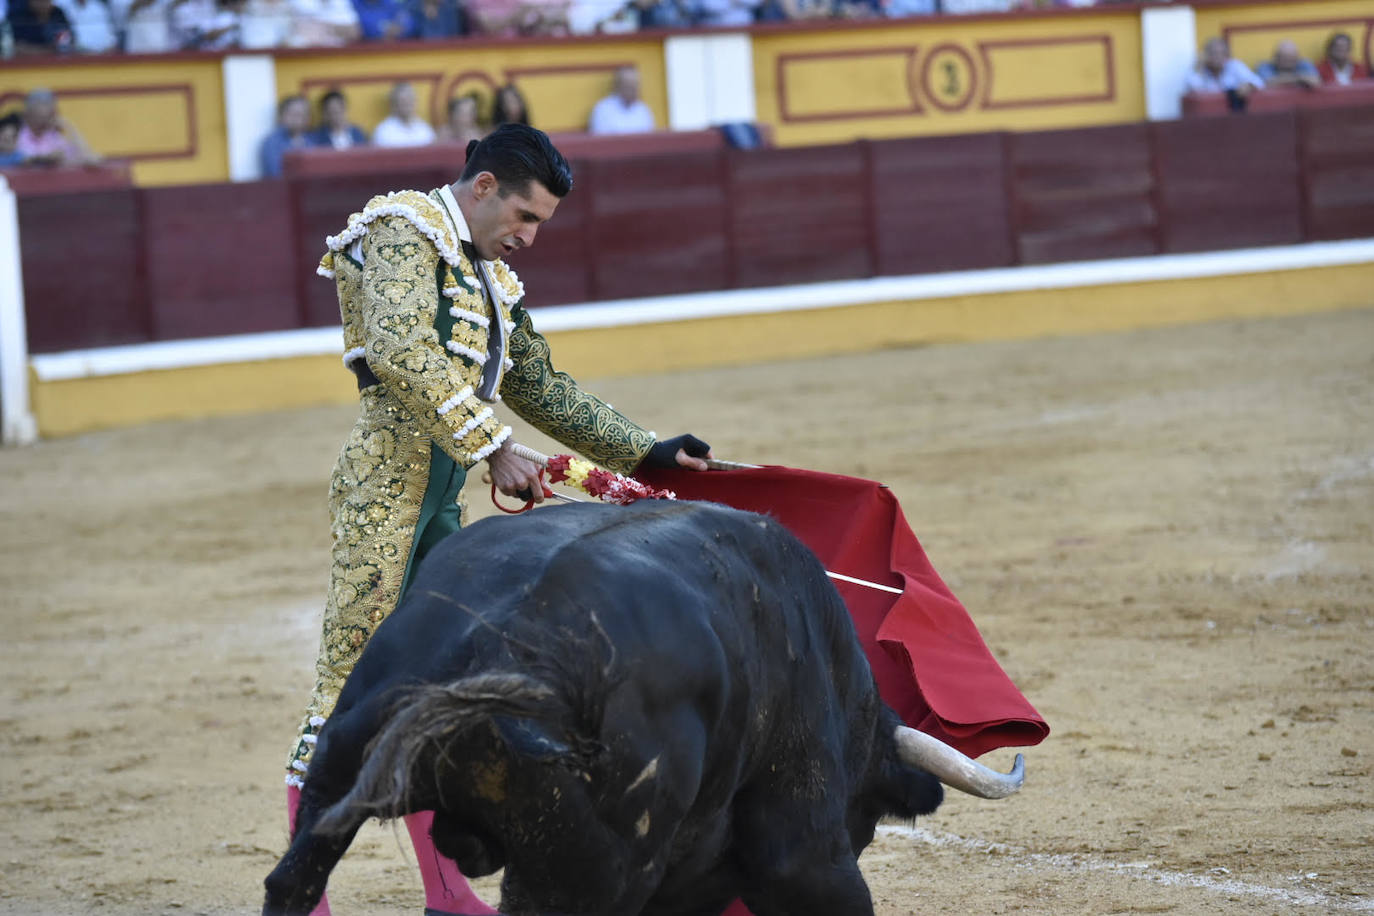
(287, 190, 655, 783)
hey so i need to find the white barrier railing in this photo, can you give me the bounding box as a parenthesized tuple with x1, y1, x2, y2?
(0, 174, 37, 446)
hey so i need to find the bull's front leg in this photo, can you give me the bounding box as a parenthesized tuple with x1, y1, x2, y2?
(262, 799, 367, 916)
(732, 791, 875, 916)
(263, 701, 383, 915)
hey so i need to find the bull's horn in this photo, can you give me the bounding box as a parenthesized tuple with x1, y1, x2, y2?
(894, 726, 1025, 799)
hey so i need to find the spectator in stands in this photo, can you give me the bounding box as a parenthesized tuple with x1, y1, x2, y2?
(1318, 32, 1369, 86)
(372, 81, 437, 146)
(109, 0, 176, 52)
(55, 0, 116, 52)
(436, 93, 485, 145)
(259, 94, 314, 178)
(240, 0, 292, 46)
(881, 0, 935, 18)
(467, 0, 565, 35)
(629, 0, 692, 29)
(311, 89, 368, 149)
(0, 112, 26, 167)
(490, 83, 530, 127)
(588, 65, 655, 135)
(937, 0, 1014, 12)
(353, 0, 412, 39)
(7, 0, 75, 53)
(287, 0, 358, 45)
(171, 0, 244, 48)
(409, 0, 461, 36)
(15, 88, 97, 165)
(757, 0, 832, 21)
(568, 0, 636, 33)
(1184, 37, 1264, 105)
(1255, 39, 1320, 90)
(695, 0, 759, 27)
(521, 0, 569, 34)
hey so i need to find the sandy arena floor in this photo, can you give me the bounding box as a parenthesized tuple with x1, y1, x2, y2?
(1, 308, 1371, 915)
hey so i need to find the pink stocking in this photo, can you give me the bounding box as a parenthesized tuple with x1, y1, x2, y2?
(285, 784, 332, 916)
(404, 811, 498, 915)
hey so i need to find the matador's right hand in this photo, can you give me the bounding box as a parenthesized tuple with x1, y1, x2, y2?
(485, 441, 546, 503)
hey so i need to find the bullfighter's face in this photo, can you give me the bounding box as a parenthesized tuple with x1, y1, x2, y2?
(466, 172, 560, 261)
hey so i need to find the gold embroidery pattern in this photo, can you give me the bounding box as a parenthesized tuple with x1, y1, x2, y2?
(359, 217, 507, 461)
(500, 307, 655, 475)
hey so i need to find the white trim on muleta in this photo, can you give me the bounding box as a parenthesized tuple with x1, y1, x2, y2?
(28, 239, 1374, 384)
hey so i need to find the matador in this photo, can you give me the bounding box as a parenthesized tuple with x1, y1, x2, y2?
(282, 124, 711, 915)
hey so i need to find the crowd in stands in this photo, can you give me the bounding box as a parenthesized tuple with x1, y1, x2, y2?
(1183, 33, 1370, 111)
(0, 0, 1142, 54)
(0, 65, 652, 173)
(256, 70, 644, 176)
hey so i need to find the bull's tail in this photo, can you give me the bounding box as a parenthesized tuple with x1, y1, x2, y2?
(314, 673, 560, 837)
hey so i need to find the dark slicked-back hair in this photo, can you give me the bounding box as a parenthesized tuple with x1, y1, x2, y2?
(460, 123, 573, 199)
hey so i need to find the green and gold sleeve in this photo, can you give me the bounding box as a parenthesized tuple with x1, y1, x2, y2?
(500, 305, 656, 474)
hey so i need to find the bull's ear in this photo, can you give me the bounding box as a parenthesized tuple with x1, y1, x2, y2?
(493, 715, 572, 763)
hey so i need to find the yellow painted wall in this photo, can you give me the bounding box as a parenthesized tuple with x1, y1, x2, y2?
(0, 56, 228, 186)
(753, 11, 1146, 147)
(1194, 0, 1374, 69)
(273, 40, 669, 137)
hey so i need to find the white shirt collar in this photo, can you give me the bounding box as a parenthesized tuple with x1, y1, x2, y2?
(437, 184, 473, 246)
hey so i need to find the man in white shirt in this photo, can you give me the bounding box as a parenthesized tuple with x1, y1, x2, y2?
(1184, 37, 1265, 95)
(108, 0, 175, 51)
(55, 0, 117, 52)
(286, 0, 358, 46)
(372, 81, 437, 148)
(587, 66, 655, 135)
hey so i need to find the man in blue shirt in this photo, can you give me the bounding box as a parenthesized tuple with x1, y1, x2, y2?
(352, 0, 412, 39)
(259, 95, 316, 179)
(1255, 39, 1321, 90)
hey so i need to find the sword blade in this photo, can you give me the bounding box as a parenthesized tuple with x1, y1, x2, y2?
(826, 571, 904, 595)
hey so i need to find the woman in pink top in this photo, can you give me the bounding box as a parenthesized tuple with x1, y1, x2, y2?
(14, 89, 98, 166)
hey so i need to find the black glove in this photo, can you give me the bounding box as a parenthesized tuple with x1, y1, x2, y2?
(641, 433, 711, 469)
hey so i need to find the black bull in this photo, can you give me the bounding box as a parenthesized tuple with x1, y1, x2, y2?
(264, 500, 1023, 915)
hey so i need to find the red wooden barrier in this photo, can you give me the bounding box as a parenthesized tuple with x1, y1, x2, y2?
(727, 143, 873, 289)
(1, 161, 133, 196)
(1007, 123, 1157, 265)
(17, 105, 1374, 356)
(18, 188, 146, 354)
(1182, 83, 1374, 118)
(582, 151, 730, 301)
(868, 133, 1013, 276)
(280, 129, 729, 181)
(1299, 103, 1374, 241)
(142, 181, 299, 340)
(548, 129, 729, 162)
(1152, 111, 1303, 253)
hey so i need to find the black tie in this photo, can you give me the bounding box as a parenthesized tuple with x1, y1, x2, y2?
(461, 241, 505, 401)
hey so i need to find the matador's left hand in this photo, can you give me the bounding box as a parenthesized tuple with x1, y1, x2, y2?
(643, 434, 713, 472)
